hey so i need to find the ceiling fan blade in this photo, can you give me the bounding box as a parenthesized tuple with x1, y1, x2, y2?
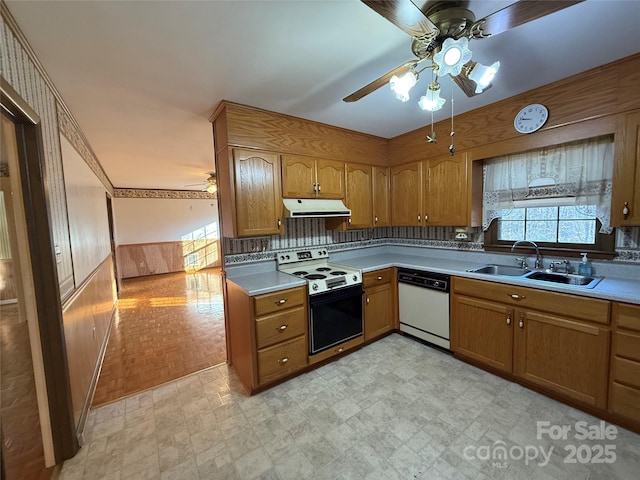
(450, 70, 480, 98)
(343, 60, 421, 102)
(184, 183, 206, 187)
(473, 0, 585, 38)
(362, 0, 439, 39)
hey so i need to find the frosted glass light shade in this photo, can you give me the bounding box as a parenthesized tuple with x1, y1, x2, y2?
(389, 70, 418, 102)
(432, 37, 472, 76)
(469, 61, 500, 93)
(418, 81, 446, 112)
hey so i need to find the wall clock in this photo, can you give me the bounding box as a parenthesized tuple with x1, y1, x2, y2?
(514, 104, 549, 134)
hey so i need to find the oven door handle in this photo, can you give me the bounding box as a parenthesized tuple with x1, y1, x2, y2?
(309, 286, 363, 306)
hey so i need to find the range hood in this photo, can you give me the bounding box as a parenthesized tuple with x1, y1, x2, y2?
(283, 198, 351, 218)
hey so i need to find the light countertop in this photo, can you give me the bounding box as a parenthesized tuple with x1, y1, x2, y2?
(226, 252, 640, 305)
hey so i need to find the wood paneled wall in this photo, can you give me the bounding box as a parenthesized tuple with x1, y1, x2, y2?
(389, 54, 640, 164)
(117, 240, 221, 279)
(62, 257, 116, 429)
(212, 101, 389, 165)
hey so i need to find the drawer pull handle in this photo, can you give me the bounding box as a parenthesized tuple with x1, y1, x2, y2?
(508, 294, 526, 301)
(337, 347, 343, 353)
(377, 276, 383, 281)
(277, 324, 288, 331)
(275, 299, 288, 305)
(278, 357, 289, 365)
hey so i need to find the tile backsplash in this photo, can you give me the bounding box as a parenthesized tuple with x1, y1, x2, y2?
(223, 218, 640, 263)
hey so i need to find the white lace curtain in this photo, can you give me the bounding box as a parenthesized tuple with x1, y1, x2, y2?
(482, 135, 614, 233)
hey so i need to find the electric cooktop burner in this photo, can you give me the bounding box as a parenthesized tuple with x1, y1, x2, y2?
(316, 267, 331, 272)
(305, 274, 327, 280)
(331, 271, 347, 275)
(292, 271, 308, 276)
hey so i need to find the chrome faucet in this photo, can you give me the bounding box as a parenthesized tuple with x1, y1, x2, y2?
(511, 240, 542, 269)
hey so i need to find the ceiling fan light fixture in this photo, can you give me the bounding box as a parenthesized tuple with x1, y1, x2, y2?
(432, 37, 472, 76)
(205, 172, 217, 194)
(389, 70, 418, 102)
(468, 60, 500, 93)
(418, 81, 446, 112)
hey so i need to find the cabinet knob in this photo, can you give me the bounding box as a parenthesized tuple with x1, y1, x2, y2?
(377, 276, 383, 281)
(277, 324, 288, 331)
(623, 202, 630, 217)
(508, 294, 526, 301)
(366, 296, 370, 304)
(417, 215, 421, 222)
(337, 347, 344, 353)
(313, 183, 318, 193)
(277, 218, 282, 227)
(518, 315, 524, 329)
(348, 218, 352, 224)
(278, 357, 289, 365)
(506, 313, 512, 326)
(424, 214, 429, 222)
(275, 298, 288, 305)
(374, 216, 379, 223)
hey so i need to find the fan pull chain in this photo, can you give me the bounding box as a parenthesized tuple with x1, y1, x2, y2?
(449, 86, 455, 155)
(427, 109, 437, 143)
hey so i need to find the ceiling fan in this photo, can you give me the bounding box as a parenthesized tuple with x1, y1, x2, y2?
(344, 0, 585, 108)
(184, 172, 217, 194)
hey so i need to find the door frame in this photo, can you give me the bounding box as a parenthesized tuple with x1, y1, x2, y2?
(1, 77, 78, 463)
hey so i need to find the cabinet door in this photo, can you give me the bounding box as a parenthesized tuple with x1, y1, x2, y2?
(282, 155, 316, 198)
(316, 159, 345, 199)
(364, 283, 395, 341)
(345, 163, 372, 229)
(425, 153, 468, 226)
(233, 149, 283, 236)
(514, 310, 610, 409)
(372, 166, 390, 227)
(451, 295, 514, 373)
(391, 162, 423, 226)
(612, 110, 640, 226)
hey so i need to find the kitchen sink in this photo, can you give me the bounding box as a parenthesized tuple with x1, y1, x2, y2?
(467, 264, 531, 277)
(524, 271, 602, 288)
(467, 264, 603, 289)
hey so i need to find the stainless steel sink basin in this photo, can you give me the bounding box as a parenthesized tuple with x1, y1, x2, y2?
(467, 264, 530, 277)
(524, 271, 602, 288)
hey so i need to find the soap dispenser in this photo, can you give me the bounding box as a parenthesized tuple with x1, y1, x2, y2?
(578, 252, 593, 276)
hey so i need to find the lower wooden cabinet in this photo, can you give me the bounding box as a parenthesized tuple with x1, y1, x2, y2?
(452, 277, 610, 409)
(226, 282, 308, 393)
(363, 268, 397, 341)
(609, 302, 640, 426)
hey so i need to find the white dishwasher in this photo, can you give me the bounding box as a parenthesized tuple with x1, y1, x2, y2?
(398, 268, 450, 350)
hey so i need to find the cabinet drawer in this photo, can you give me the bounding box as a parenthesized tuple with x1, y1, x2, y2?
(611, 357, 640, 389)
(364, 268, 394, 288)
(453, 277, 609, 324)
(614, 330, 640, 362)
(254, 286, 306, 316)
(609, 382, 640, 421)
(255, 306, 306, 349)
(613, 302, 640, 332)
(257, 335, 307, 385)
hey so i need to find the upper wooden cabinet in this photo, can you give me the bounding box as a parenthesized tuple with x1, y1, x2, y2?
(391, 162, 423, 226)
(224, 149, 283, 237)
(612, 110, 640, 226)
(282, 155, 345, 199)
(345, 163, 372, 229)
(424, 152, 482, 226)
(390, 154, 481, 227)
(372, 166, 390, 227)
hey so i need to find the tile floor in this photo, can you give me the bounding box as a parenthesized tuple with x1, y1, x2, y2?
(93, 269, 226, 407)
(59, 334, 639, 479)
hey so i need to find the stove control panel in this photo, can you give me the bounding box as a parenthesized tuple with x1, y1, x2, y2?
(278, 249, 329, 266)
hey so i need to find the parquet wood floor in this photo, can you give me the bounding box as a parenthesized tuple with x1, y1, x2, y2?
(1, 302, 53, 480)
(92, 268, 226, 407)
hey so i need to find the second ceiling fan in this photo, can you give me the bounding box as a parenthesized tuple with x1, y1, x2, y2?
(344, 0, 584, 110)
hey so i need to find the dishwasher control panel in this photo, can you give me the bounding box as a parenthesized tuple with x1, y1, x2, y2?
(397, 269, 450, 292)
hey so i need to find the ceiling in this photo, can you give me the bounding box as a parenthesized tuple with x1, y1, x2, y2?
(5, 0, 640, 191)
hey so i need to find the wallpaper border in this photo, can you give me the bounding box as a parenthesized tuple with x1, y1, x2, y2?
(113, 188, 217, 200)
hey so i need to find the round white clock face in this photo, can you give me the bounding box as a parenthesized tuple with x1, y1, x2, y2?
(514, 104, 549, 134)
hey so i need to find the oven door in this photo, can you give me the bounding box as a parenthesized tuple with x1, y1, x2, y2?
(309, 285, 363, 355)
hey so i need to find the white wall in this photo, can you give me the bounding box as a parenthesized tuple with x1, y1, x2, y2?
(60, 136, 111, 285)
(113, 197, 219, 245)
